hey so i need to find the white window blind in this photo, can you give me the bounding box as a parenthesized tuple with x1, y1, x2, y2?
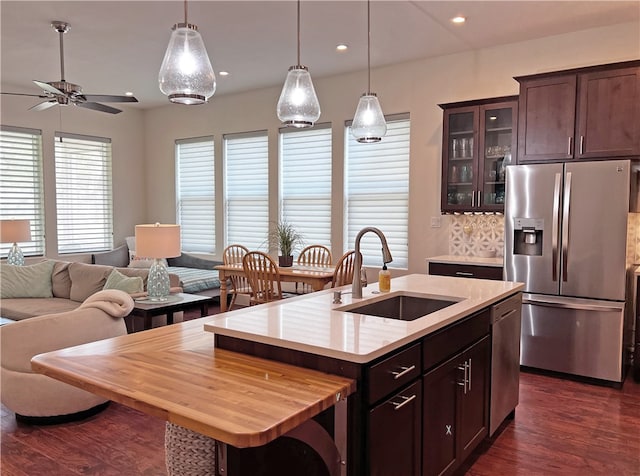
(0, 126, 45, 257)
(345, 115, 410, 268)
(224, 131, 269, 250)
(280, 125, 332, 250)
(176, 137, 215, 253)
(55, 132, 113, 254)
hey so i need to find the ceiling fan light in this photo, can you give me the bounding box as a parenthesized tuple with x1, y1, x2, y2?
(277, 65, 321, 128)
(351, 93, 387, 143)
(158, 24, 216, 105)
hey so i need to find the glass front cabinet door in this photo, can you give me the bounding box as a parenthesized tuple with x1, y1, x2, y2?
(440, 97, 518, 213)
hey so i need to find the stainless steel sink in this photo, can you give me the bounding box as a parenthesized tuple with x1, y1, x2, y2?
(342, 295, 458, 321)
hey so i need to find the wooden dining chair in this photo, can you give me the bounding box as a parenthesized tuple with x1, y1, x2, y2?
(296, 244, 333, 293)
(242, 251, 284, 306)
(223, 244, 251, 310)
(331, 250, 360, 288)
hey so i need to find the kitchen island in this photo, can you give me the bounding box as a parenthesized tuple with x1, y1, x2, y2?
(32, 274, 523, 475)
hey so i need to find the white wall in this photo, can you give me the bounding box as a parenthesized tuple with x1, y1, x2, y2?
(144, 22, 639, 273)
(2, 22, 638, 269)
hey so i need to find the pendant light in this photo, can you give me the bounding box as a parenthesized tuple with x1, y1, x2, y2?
(158, 0, 216, 105)
(277, 0, 321, 128)
(351, 0, 386, 143)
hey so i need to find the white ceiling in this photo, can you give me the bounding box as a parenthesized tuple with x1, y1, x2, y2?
(1, 1, 639, 110)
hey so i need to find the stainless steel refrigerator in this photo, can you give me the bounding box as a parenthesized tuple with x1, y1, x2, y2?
(504, 159, 635, 383)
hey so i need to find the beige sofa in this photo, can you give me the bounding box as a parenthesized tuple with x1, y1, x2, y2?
(0, 289, 133, 423)
(0, 259, 181, 331)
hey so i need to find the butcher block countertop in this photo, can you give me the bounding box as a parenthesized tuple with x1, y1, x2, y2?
(31, 319, 355, 448)
(206, 273, 523, 364)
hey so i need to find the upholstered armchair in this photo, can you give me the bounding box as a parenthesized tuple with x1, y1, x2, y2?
(0, 289, 133, 423)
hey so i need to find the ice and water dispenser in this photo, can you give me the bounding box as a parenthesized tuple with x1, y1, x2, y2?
(512, 218, 543, 256)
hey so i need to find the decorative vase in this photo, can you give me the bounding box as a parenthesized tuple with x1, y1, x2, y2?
(279, 255, 294, 267)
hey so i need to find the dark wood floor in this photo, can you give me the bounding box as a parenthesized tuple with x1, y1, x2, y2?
(2, 308, 639, 475)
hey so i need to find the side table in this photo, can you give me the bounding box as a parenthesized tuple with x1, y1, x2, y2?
(130, 293, 215, 332)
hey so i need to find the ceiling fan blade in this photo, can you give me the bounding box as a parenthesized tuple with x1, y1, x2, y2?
(33, 80, 65, 96)
(83, 94, 138, 103)
(29, 100, 57, 112)
(1, 91, 48, 98)
(76, 101, 122, 114)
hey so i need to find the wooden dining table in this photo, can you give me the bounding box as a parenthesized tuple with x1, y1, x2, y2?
(216, 263, 336, 312)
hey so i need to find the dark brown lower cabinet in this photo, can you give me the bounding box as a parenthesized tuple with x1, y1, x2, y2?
(423, 336, 490, 476)
(369, 380, 422, 476)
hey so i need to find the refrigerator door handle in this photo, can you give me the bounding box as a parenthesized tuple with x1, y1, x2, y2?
(562, 172, 572, 282)
(522, 293, 624, 312)
(552, 173, 562, 282)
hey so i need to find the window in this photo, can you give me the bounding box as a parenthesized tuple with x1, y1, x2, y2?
(0, 126, 45, 257)
(55, 132, 113, 254)
(224, 131, 269, 250)
(176, 137, 215, 253)
(345, 114, 410, 268)
(279, 125, 332, 248)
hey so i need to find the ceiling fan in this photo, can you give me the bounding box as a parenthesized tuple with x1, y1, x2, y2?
(1, 21, 138, 114)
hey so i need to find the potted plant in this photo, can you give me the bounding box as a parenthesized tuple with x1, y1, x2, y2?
(269, 221, 304, 267)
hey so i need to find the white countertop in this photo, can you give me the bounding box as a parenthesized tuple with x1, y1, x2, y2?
(428, 254, 504, 267)
(205, 274, 523, 364)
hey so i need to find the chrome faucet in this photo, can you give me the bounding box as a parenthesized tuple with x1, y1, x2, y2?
(352, 227, 393, 299)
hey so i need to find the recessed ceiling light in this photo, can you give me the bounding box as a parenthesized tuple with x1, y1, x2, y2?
(125, 91, 134, 96)
(451, 16, 466, 24)
(219, 71, 229, 76)
(336, 44, 348, 51)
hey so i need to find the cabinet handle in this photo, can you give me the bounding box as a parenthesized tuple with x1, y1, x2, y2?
(390, 394, 417, 411)
(472, 191, 475, 207)
(579, 135, 584, 155)
(391, 365, 416, 380)
(455, 271, 474, 277)
(477, 191, 481, 207)
(567, 136, 573, 156)
(457, 362, 468, 394)
(468, 358, 472, 392)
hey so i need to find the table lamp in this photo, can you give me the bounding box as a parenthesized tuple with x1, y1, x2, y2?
(1, 219, 31, 266)
(135, 223, 181, 301)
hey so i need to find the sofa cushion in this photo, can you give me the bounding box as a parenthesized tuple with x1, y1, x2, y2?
(0, 297, 80, 320)
(68, 262, 113, 303)
(103, 269, 144, 294)
(0, 261, 55, 299)
(51, 260, 72, 299)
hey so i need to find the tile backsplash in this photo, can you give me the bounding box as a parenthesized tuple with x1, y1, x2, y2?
(449, 214, 505, 257)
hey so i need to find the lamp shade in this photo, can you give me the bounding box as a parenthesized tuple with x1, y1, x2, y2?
(135, 224, 181, 259)
(158, 24, 216, 105)
(351, 93, 387, 143)
(277, 66, 321, 128)
(0, 219, 31, 243)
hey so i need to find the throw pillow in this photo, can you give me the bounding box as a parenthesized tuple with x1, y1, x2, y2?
(103, 269, 144, 294)
(68, 262, 113, 302)
(0, 260, 55, 299)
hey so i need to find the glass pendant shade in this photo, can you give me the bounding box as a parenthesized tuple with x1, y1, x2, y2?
(351, 93, 387, 143)
(158, 24, 216, 105)
(277, 66, 321, 128)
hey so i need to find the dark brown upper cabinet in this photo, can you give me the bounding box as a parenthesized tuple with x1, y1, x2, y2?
(516, 60, 640, 163)
(439, 96, 518, 213)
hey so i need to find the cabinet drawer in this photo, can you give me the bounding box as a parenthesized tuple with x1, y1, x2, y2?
(423, 309, 490, 371)
(429, 262, 503, 280)
(368, 343, 421, 405)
